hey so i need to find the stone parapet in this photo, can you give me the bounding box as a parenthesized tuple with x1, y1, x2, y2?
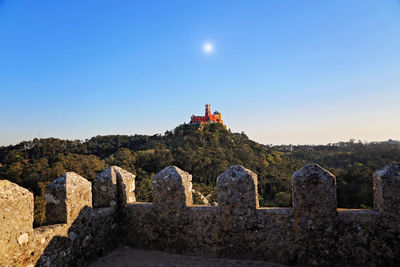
(217, 165, 259, 214)
(45, 172, 92, 225)
(0, 169, 128, 266)
(0, 180, 34, 266)
(93, 166, 136, 208)
(292, 164, 337, 220)
(151, 166, 192, 211)
(373, 162, 400, 216)
(122, 162, 400, 265)
(1, 163, 400, 266)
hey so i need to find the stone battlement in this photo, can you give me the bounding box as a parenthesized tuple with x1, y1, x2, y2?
(1, 163, 400, 266)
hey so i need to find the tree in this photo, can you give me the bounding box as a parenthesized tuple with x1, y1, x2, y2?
(106, 148, 136, 173)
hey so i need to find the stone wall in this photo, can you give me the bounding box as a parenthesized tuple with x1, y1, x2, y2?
(0, 166, 134, 267)
(1, 163, 400, 266)
(122, 163, 400, 265)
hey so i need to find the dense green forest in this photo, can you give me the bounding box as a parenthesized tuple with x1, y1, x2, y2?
(0, 123, 399, 226)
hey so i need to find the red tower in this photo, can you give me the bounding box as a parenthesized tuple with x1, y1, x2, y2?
(190, 104, 224, 125)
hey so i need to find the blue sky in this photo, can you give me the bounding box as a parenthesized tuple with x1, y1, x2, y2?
(1, 0, 399, 146)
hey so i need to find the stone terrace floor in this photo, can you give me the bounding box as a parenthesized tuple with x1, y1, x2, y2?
(89, 246, 286, 267)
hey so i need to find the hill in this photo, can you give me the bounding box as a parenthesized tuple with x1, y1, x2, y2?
(1, 123, 399, 226)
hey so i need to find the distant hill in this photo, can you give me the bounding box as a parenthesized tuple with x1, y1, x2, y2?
(1, 123, 400, 226)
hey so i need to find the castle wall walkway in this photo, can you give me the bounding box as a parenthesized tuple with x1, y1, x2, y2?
(1, 163, 400, 266)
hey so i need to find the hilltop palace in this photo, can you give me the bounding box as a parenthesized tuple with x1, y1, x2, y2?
(190, 104, 224, 125)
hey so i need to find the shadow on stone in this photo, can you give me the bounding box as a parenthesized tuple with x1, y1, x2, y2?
(2, 163, 400, 266)
(36, 205, 117, 267)
(34, 169, 129, 266)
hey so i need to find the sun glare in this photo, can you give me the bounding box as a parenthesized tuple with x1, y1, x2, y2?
(203, 42, 214, 54)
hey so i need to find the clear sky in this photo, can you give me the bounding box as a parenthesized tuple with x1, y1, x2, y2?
(1, 0, 399, 146)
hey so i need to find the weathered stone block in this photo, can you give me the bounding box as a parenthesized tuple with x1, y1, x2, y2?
(4, 164, 400, 266)
(217, 165, 259, 214)
(292, 164, 337, 219)
(46, 172, 92, 225)
(151, 166, 192, 210)
(93, 167, 118, 208)
(0, 180, 33, 265)
(373, 162, 400, 216)
(115, 166, 136, 205)
(93, 166, 136, 208)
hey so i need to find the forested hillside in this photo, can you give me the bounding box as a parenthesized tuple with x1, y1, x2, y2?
(1, 123, 399, 226)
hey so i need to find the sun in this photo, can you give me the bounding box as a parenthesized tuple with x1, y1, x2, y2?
(203, 42, 214, 54)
